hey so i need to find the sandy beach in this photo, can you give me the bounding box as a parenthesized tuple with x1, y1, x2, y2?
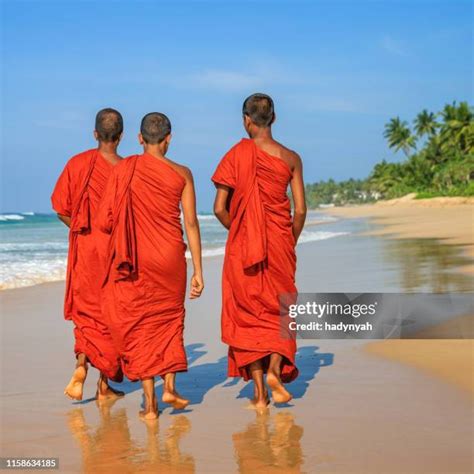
(322, 197, 473, 396)
(321, 195, 474, 269)
(1, 204, 473, 473)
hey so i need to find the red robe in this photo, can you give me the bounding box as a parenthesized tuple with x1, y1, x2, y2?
(51, 149, 122, 381)
(98, 153, 188, 381)
(212, 138, 298, 383)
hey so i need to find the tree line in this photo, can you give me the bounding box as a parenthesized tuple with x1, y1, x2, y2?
(305, 101, 473, 207)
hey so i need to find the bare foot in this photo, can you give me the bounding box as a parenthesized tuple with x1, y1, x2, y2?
(139, 400, 159, 420)
(139, 393, 159, 420)
(162, 390, 190, 410)
(247, 385, 270, 410)
(139, 409, 159, 420)
(96, 377, 125, 401)
(267, 371, 292, 404)
(64, 366, 88, 401)
(247, 397, 270, 410)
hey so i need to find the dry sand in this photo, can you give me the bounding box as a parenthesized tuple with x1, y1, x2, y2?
(365, 339, 474, 395)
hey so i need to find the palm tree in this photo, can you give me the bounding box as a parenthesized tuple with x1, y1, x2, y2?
(439, 101, 474, 154)
(404, 153, 433, 188)
(384, 117, 417, 156)
(440, 102, 458, 122)
(369, 160, 404, 195)
(414, 110, 438, 137)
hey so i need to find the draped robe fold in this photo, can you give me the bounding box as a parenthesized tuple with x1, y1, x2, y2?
(51, 149, 122, 381)
(212, 138, 298, 383)
(98, 153, 188, 381)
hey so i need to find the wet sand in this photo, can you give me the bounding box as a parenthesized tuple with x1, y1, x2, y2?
(322, 197, 474, 400)
(1, 222, 473, 473)
(321, 195, 474, 269)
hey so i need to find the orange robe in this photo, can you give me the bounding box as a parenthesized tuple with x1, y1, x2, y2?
(212, 138, 298, 383)
(98, 153, 188, 381)
(51, 149, 122, 381)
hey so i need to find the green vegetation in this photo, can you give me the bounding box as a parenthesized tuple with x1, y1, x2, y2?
(305, 101, 474, 207)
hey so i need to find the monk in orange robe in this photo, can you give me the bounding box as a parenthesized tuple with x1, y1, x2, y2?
(98, 112, 204, 419)
(212, 94, 307, 408)
(51, 108, 125, 401)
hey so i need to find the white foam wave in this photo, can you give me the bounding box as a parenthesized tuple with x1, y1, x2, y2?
(21, 212, 35, 216)
(0, 242, 68, 252)
(0, 214, 25, 221)
(0, 257, 67, 290)
(298, 230, 349, 244)
(197, 214, 217, 221)
(0, 228, 349, 290)
(186, 246, 225, 259)
(184, 230, 348, 259)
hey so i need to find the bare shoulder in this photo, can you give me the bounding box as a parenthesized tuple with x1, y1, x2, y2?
(277, 142, 302, 171)
(164, 157, 194, 183)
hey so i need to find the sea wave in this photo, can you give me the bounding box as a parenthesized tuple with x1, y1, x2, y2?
(183, 230, 348, 259)
(0, 242, 68, 252)
(298, 230, 348, 244)
(0, 257, 67, 290)
(0, 214, 25, 221)
(0, 227, 349, 290)
(185, 246, 225, 259)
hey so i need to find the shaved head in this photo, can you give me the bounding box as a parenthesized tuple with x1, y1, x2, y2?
(242, 93, 275, 127)
(140, 112, 171, 144)
(95, 108, 123, 142)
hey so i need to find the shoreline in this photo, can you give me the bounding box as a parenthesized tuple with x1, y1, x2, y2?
(310, 196, 473, 257)
(319, 195, 474, 271)
(0, 210, 331, 292)
(0, 211, 339, 293)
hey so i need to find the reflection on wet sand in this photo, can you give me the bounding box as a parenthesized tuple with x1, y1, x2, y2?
(233, 411, 304, 473)
(384, 238, 474, 292)
(67, 401, 194, 473)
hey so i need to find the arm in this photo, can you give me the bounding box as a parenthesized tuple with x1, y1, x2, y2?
(289, 154, 307, 243)
(213, 184, 232, 229)
(51, 163, 72, 225)
(181, 169, 204, 299)
(57, 214, 71, 227)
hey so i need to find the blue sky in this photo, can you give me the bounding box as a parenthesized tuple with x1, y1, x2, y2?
(2, 0, 472, 212)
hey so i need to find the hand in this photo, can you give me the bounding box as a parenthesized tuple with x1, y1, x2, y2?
(189, 272, 204, 299)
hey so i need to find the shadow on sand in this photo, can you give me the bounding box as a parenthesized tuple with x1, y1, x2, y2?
(75, 344, 334, 411)
(234, 346, 334, 404)
(102, 343, 228, 413)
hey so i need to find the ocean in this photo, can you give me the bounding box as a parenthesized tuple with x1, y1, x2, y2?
(0, 211, 347, 290)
